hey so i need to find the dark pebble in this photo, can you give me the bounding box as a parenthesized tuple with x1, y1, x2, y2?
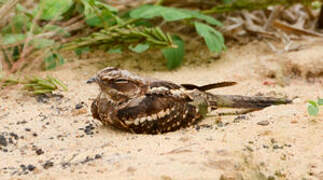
(273, 145, 283, 149)
(27, 164, 36, 171)
(35, 149, 44, 155)
(84, 124, 95, 135)
(32, 133, 38, 137)
(75, 102, 84, 109)
(257, 120, 270, 126)
(284, 144, 292, 148)
(95, 154, 102, 159)
(195, 125, 201, 131)
(16, 120, 27, 125)
(25, 128, 31, 132)
(42, 161, 54, 169)
(0, 135, 7, 146)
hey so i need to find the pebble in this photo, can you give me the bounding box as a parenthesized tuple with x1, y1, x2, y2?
(81, 124, 95, 135)
(27, 164, 36, 171)
(75, 102, 84, 109)
(35, 149, 44, 155)
(257, 120, 270, 126)
(0, 135, 7, 146)
(42, 161, 54, 169)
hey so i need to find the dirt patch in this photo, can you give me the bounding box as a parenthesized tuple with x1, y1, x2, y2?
(0, 38, 322, 179)
(257, 39, 323, 86)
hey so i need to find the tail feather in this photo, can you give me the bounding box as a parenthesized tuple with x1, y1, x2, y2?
(207, 94, 292, 109)
(181, 82, 237, 91)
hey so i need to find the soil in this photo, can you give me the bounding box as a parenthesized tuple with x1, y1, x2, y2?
(0, 38, 322, 180)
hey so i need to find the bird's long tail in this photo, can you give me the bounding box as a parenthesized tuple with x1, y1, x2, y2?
(206, 94, 292, 109)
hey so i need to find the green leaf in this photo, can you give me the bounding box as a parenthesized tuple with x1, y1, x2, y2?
(44, 53, 65, 70)
(75, 46, 90, 55)
(307, 101, 319, 116)
(85, 13, 116, 27)
(129, 43, 150, 53)
(2, 34, 26, 45)
(160, 8, 192, 21)
(81, 0, 119, 26)
(130, 5, 221, 25)
(1, 14, 31, 34)
(194, 22, 225, 53)
(162, 35, 184, 70)
(107, 47, 122, 54)
(318, 98, 323, 106)
(182, 10, 222, 26)
(37, 0, 73, 20)
(130, 5, 191, 21)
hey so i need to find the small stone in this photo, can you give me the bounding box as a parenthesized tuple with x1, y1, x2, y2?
(257, 120, 269, 126)
(0, 135, 7, 146)
(25, 128, 31, 132)
(27, 164, 36, 171)
(42, 161, 54, 169)
(75, 103, 84, 109)
(83, 124, 95, 135)
(95, 154, 102, 159)
(35, 149, 44, 155)
(195, 125, 201, 131)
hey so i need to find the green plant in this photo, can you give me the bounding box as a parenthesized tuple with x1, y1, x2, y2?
(307, 98, 323, 116)
(64, 3, 226, 70)
(1, 75, 67, 94)
(128, 5, 225, 68)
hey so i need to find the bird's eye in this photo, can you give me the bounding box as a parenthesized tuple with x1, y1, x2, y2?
(114, 79, 128, 84)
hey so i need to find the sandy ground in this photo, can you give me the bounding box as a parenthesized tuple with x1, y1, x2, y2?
(0, 39, 322, 180)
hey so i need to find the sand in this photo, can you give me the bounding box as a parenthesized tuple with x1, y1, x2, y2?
(0, 39, 322, 180)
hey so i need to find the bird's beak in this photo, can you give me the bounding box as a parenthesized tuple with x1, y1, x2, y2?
(86, 76, 97, 84)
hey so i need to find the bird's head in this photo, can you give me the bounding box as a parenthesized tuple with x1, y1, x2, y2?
(89, 67, 145, 102)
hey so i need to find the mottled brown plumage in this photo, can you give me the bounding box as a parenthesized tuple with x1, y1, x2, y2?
(90, 67, 291, 134)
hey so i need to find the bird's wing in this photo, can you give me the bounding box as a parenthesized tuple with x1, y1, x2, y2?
(116, 93, 201, 134)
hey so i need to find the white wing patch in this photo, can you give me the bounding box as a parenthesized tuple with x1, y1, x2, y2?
(126, 108, 172, 126)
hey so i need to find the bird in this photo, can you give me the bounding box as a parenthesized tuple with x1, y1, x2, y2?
(89, 67, 291, 134)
